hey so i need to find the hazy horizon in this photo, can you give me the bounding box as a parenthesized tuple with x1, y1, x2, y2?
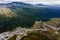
(0, 0, 60, 5)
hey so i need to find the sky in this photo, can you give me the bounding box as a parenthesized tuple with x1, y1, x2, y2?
(0, 0, 60, 5)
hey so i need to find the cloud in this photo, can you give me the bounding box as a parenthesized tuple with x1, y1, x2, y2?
(13, 0, 60, 1)
(0, 0, 60, 5)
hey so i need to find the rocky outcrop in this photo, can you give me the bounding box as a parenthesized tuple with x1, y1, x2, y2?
(0, 18, 60, 40)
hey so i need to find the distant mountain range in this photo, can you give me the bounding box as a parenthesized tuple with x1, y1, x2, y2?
(0, 2, 60, 32)
(0, 2, 60, 7)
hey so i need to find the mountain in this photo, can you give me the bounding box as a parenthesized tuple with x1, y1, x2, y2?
(0, 18, 60, 40)
(35, 4, 48, 7)
(0, 2, 60, 32)
(0, 2, 34, 8)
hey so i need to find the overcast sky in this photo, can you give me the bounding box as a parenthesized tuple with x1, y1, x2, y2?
(0, 0, 60, 5)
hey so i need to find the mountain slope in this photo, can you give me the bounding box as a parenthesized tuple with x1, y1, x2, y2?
(0, 2, 60, 32)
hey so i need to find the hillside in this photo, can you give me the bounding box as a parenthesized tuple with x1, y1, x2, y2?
(0, 2, 60, 32)
(0, 18, 60, 40)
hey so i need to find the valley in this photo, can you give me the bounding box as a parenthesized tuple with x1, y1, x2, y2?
(0, 2, 60, 40)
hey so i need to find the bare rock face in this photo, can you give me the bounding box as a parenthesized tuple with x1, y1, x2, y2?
(0, 18, 60, 40)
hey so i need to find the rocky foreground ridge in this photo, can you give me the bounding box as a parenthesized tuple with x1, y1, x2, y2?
(0, 18, 60, 40)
